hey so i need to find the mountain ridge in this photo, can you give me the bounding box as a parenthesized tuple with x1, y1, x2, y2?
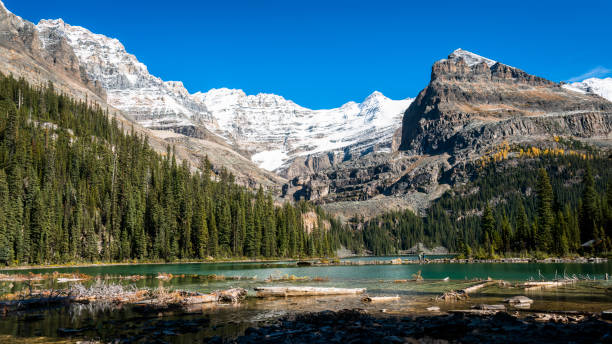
(1, 0, 611, 220)
(35, 17, 413, 172)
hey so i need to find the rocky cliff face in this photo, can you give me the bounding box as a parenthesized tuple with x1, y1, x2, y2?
(36, 19, 211, 131)
(34, 19, 413, 173)
(284, 49, 612, 219)
(399, 49, 612, 154)
(0, 1, 284, 191)
(0, 2, 105, 101)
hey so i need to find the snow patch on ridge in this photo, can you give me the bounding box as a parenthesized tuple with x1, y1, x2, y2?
(252, 150, 289, 171)
(565, 77, 612, 102)
(449, 48, 496, 67)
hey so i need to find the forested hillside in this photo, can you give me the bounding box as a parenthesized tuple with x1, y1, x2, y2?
(345, 154, 611, 257)
(0, 74, 340, 265)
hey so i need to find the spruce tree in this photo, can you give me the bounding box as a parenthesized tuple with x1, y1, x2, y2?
(481, 205, 496, 255)
(515, 202, 530, 251)
(196, 209, 209, 259)
(245, 205, 256, 257)
(500, 215, 512, 254)
(579, 165, 598, 242)
(536, 168, 553, 251)
(0, 170, 12, 264)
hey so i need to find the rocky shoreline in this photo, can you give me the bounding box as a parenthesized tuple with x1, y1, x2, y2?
(0, 256, 606, 271)
(312, 256, 608, 266)
(222, 309, 612, 344)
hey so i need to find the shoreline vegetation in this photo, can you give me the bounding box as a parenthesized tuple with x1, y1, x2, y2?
(0, 250, 607, 275)
(0, 255, 608, 271)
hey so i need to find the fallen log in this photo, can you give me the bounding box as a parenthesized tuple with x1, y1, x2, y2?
(462, 281, 496, 294)
(522, 281, 572, 291)
(57, 278, 85, 283)
(435, 280, 499, 302)
(448, 309, 501, 315)
(254, 286, 366, 298)
(361, 295, 400, 303)
(435, 290, 468, 302)
(215, 288, 247, 303)
(181, 293, 217, 305)
(472, 304, 506, 311)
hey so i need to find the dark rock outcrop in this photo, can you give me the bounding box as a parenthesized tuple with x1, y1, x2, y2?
(283, 50, 612, 218)
(399, 50, 612, 154)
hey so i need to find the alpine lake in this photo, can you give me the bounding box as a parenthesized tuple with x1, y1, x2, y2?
(0, 256, 610, 343)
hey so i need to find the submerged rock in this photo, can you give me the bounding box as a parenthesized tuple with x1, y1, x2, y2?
(228, 309, 612, 344)
(504, 296, 534, 305)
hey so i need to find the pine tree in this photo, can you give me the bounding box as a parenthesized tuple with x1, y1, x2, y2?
(536, 168, 553, 251)
(207, 206, 218, 257)
(196, 208, 209, 259)
(606, 179, 612, 239)
(245, 203, 256, 257)
(481, 205, 496, 255)
(218, 198, 231, 256)
(579, 165, 598, 243)
(553, 210, 569, 256)
(515, 202, 530, 251)
(500, 215, 512, 254)
(0, 170, 12, 264)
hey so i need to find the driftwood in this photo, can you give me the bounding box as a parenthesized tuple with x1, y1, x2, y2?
(181, 293, 217, 305)
(215, 288, 247, 303)
(472, 304, 506, 311)
(522, 281, 572, 291)
(462, 280, 496, 294)
(435, 280, 498, 302)
(361, 295, 400, 303)
(156, 273, 173, 281)
(448, 309, 501, 315)
(254, 286, 366, 298)
(57, 277, 85, 283)
(436, 290, 468, 302)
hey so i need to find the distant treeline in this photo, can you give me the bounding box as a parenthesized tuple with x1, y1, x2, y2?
(0, 74, 341, 265)
(343, 155, 611, 257)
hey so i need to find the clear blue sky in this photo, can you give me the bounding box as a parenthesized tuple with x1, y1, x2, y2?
(6, 0, 612, 109)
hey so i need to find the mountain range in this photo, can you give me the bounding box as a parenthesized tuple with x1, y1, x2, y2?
(1, 0, 611, 219)
(36, 18, 413, 175)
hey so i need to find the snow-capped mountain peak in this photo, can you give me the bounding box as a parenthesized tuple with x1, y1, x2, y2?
(35, 17, 414, 172)
(564, 77, 612, 102)
(449, 48, 496, 67)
